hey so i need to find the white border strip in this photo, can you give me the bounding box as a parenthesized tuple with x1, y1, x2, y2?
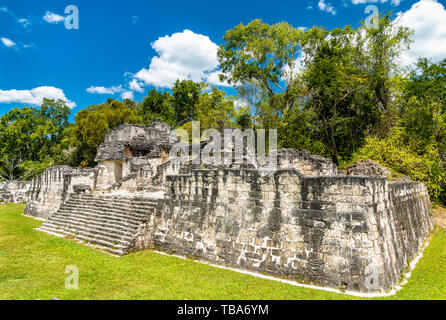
(23, 214, 46, 221)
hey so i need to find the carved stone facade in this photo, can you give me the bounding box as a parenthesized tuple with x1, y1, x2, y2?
(25, 122, 434, 294)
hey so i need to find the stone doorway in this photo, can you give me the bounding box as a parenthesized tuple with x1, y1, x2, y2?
(114, 161, 123, 183)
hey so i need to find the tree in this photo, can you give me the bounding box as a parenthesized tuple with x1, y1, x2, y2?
(405, 58, 446, 114)
(0, 99, 71, 180)
(218, 15, 412, 165)
(140, 89, 175, 126)
(302, 25, 379, 164)
(195, 85, 241, 132)
(70, 98, 142, 166)
(362, 13, 412, 114)
(218, 19, 304, 112)
(172, 80, 201, 126)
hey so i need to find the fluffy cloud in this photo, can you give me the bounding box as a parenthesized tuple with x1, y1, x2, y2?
(318, 0, 337, 15)
(128, 79, 144, 93)
(86, 85, 124, 95)
(87, 84, 138, 101)
(1, 37, 16, 48)
(394, 0, 446, 66)
(43, 11, 65, 24)
(351, 0, 402, 5)
(121, 91, 134, 100)
(133, 29, 230, 88)
(0, 86, 76, 108)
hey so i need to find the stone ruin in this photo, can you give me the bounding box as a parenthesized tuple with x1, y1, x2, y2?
(346, 160, 392, 178)
(24, 122, 434, 294)
(0, 181, 30, 204)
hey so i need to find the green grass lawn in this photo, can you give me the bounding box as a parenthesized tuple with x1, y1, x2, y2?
(0, 204, 445, 300)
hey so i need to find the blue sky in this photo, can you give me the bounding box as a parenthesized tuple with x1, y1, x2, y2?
(1, 0, 445, 120)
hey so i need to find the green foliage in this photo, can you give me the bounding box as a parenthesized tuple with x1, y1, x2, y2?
(405, 58, 446, 114)
(194, 85, 242, 132)
(300, 15, 411, 164)
(218, 14, 412, 165)
(0, 99, 71, 180)
(349, 59, 446, 204)
(176, 84, 249, 140)
(171, 80, 201, 126)
(140, 89, 175, 126)
(70, 98, 142, 166)
(218, 19, 304, 111)
(352, 126, 445, 203)
(235, 111, 253, 130)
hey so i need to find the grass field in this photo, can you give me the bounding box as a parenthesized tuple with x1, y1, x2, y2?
(0, 204, 445, 300)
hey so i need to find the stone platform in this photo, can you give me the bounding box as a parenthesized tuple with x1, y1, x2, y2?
(24, 123, 435, 294)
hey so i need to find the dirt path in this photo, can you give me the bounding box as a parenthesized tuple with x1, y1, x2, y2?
(433, 206, 446, 229)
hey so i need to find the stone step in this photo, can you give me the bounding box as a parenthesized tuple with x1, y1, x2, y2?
(41, 220, 135, 242)
(37, 193, 159, 256)
(41, 223, 133, 245)
(40, 223, 131, 247)
(57, 207, 149, 223)
(53, 211, 144, 229)
(47, 212, 140, 232)
(38, 226, 125, 256)
(62, 203, 156, 215)
(70, 194, 160, 205)
(58, 206, 150, 222)
(64, 199, 158, 211)
(44, 216, 137, 238)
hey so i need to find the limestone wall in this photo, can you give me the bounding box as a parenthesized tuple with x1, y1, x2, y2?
(277, 149, 339, 176)
(25, 166, 99, 219)
(135, 169, 433, 293)
(0, 181, 30, 203)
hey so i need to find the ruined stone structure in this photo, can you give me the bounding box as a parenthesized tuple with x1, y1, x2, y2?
(25, 122, 434, 294)
(0, 181, 30, 203)
(346, 160, 392, 178)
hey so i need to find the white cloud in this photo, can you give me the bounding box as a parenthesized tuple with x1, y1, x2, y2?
(206, 71, 232, 87)
(394, 0, 446, 66)
(121, 91, 134, 100)
(87, 85, 137, 100)
(43, 11, 65, 24)
(318, 0, 337, 15)
(133, 29, 231, 88)
(351, 0, 402, 5)
(17, 18, 30, 28)
(129, 79, 144, 93)
(86, 85, 124, 95)
(0, 86, 76, 108)
(1, 37, 16, 48)
(0, 7, 30, 29)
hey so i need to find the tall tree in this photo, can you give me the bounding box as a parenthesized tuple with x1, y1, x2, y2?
(218, 19, 304, 113)
(172, 80, 201, 126)
(0, 99, 71, 180)
(140, 89, 175, 126)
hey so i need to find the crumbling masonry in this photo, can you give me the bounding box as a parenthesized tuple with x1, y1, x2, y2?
(24, 123, 434, 294)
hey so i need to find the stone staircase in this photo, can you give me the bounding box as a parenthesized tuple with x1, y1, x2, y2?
(37, 193, 160, 256)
